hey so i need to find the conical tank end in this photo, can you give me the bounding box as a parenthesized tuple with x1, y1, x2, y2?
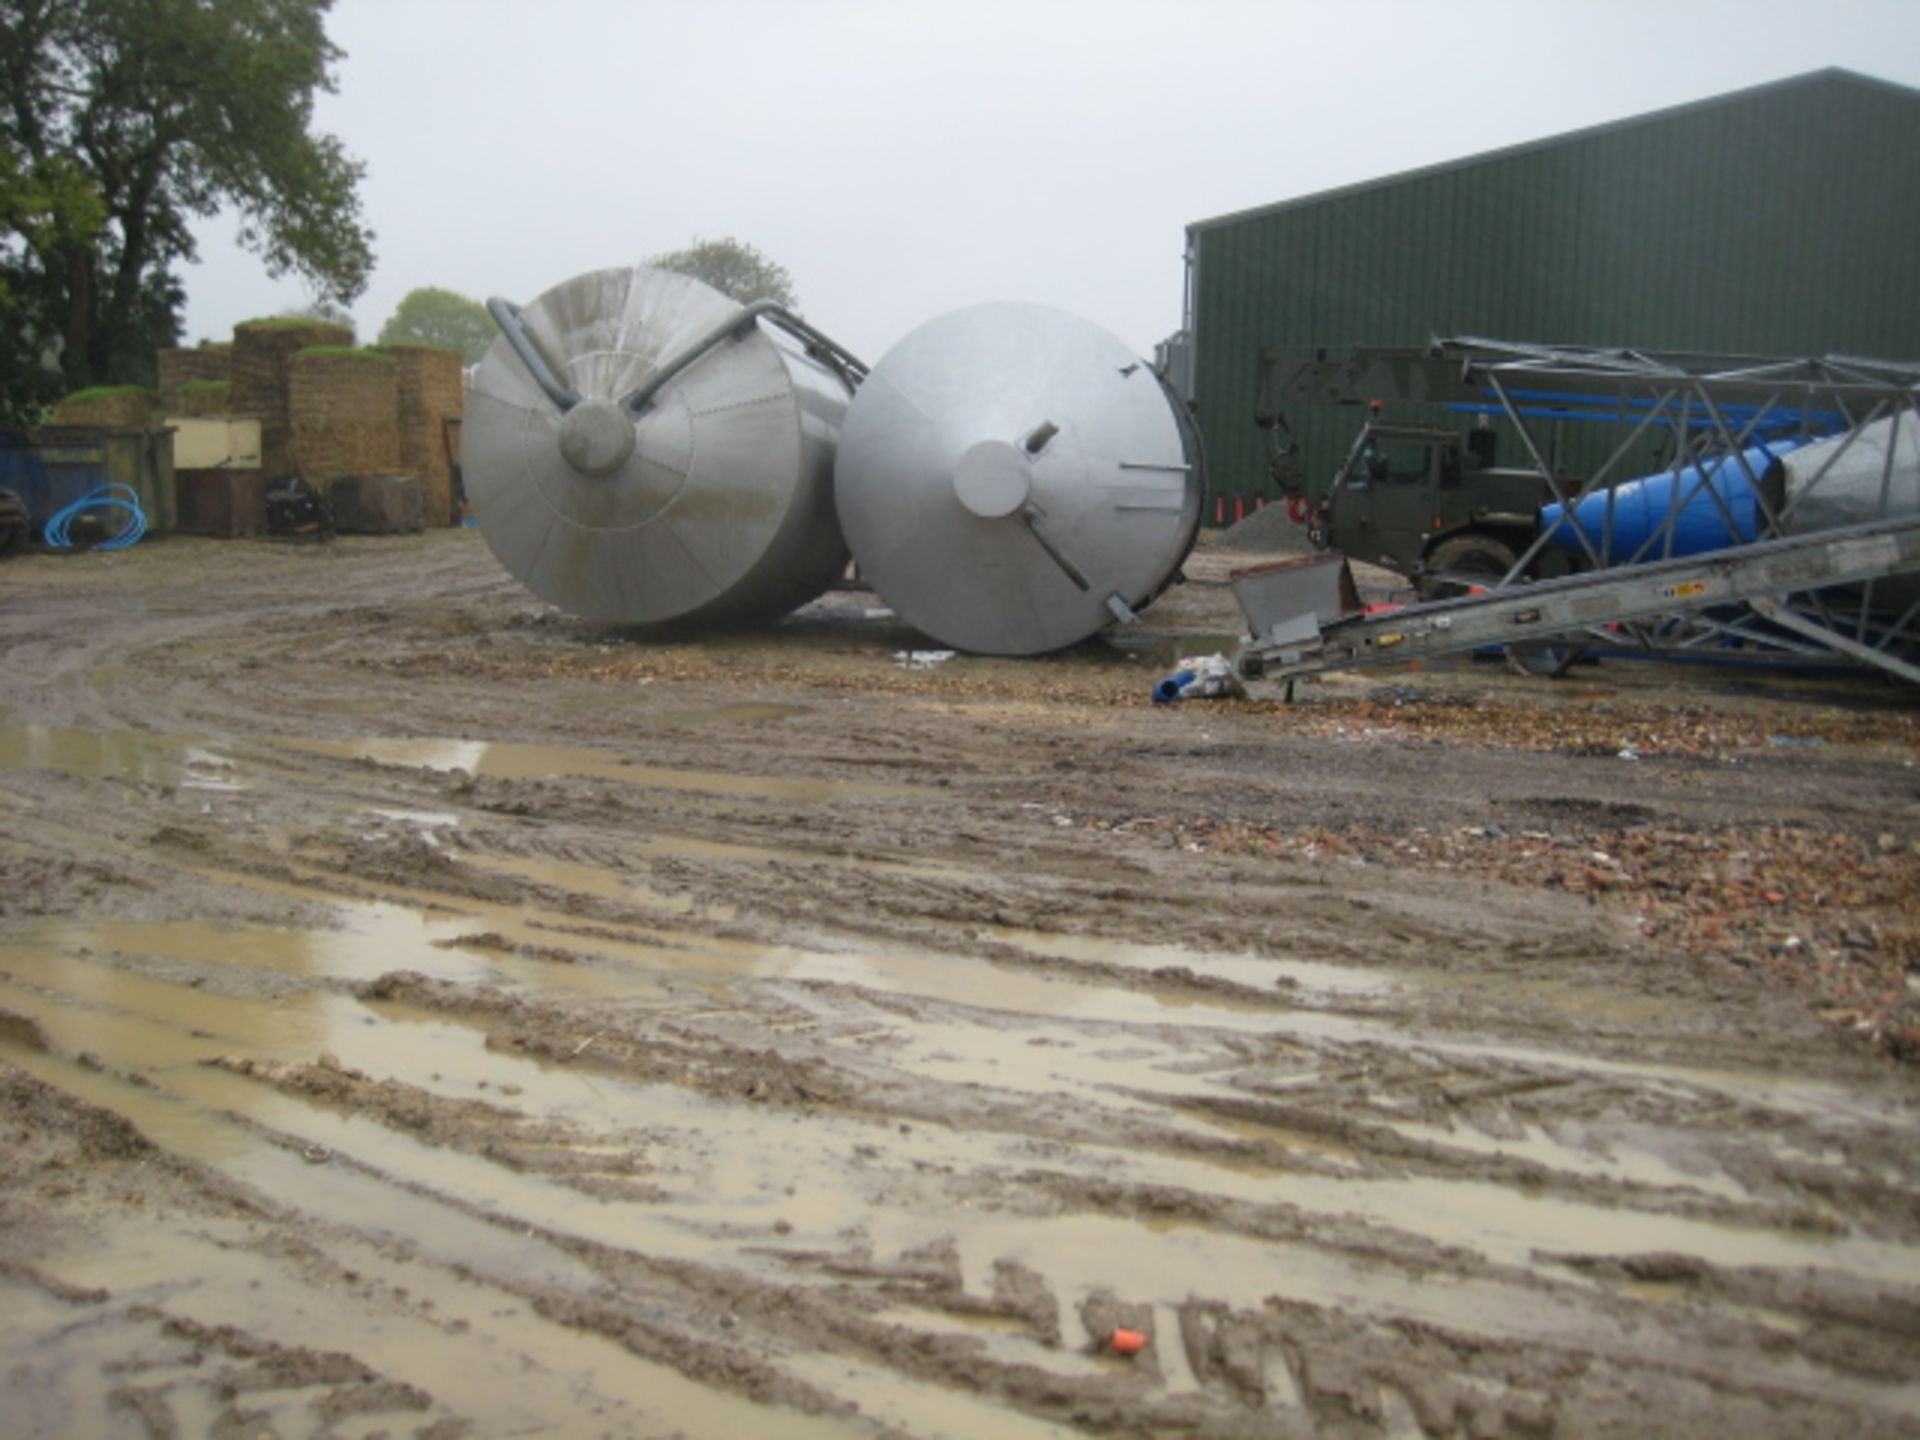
(834, 302, 1203, 655)
(466, 265, 850, 628)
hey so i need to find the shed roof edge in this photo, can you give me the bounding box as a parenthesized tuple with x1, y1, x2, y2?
(1187, 67, 1917, 236)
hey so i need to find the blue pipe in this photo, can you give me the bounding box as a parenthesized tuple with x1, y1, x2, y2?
(1152, 670, 1196, 703)
(44, 483, 147, 550)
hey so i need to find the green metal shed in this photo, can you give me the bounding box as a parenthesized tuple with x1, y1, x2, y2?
(1180, 68, 1920, 518)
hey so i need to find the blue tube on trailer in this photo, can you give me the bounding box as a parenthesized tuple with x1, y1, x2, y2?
(1538, 438, 1803, 562)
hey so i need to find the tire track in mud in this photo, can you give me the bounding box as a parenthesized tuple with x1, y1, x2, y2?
(3, 756, 1920, 1436)
(4, 536, 1920, 1435)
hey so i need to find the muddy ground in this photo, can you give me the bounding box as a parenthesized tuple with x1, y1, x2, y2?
(2, 528, 1918, 1438)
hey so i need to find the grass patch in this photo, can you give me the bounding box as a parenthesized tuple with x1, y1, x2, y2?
(237, 316, 351, 332)
(59, 384, 152, 406)
(294, 346, 396, 365)
(374, 342, 466, 358)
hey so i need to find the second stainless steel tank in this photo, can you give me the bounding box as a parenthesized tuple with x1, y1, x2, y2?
(833, 302, 1204, 655)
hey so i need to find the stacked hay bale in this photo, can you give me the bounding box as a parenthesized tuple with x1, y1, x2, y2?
(230, 319, 351, 480)
(52, 385, 161, 427)
(375, 344, 464, 525)
(156, 345, 231, 410)
(287, 347, 400, 491)
(172, 380, 235, 418)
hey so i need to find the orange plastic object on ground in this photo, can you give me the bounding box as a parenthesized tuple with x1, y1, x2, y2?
(1110, 1328, 1147, 1355)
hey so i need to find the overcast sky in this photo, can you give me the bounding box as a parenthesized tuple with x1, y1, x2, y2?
(180, 0, 1920, 364)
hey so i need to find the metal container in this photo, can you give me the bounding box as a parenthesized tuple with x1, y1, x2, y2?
(1771, 412, 1920, 612)
(168, 417, 262, 470)
(1772, 412, 1920, 535)
(834, 302, 1204, 655)
(1540, 438, 1806, 563)
(176, 469, 268, 537)
(464, 266, 852, 627)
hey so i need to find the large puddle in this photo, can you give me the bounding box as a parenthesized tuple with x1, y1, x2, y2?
(0, 1046, 862, 1439)
(5, 720, 1920, 1428)
(6, 867, 1917, 1307)
(0, 722, 926, 806)
(0, 724, 245, 792)
(275, 734, 928, 802)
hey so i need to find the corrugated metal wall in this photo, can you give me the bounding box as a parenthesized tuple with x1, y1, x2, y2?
(1187, 71, 1920, 507)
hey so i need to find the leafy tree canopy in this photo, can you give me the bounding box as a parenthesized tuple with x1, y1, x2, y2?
(280, 297, 355, 331)
(647, 236, 796, 309)
(0, 0, 375, 416)
(377, 285, 493, 364)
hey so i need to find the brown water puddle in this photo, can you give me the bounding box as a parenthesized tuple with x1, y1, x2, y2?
(142, 849, 1920, 1198)
(0, 724, 246, 792)
(0, 1046, 858, 1438)
(194, 854, 1346, 1039)
(6, 939, 1919, 1422)
(0, 722, 926, 808)
(274, 734, 928, 802)
(11, 922, 1911, 1294)
(7, 793, 1918, 1420)
(778, 1352, 1088, 1440)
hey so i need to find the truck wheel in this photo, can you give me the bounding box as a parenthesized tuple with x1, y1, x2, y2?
(1420, 533, 1517, 600)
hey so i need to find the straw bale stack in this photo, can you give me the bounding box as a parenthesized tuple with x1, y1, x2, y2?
(156, 345, 232, 409)
(230, 319, 352, 479)
(52, 386, 161, 427)
(375, 345, 465, 525)
(288, 348, 400, 490)
(173, 381, 235, 418)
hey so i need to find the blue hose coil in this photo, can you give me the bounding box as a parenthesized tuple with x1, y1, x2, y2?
(44, 483, 147, 551)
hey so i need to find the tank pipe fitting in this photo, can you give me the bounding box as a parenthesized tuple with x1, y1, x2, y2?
(619, 301, 869, 417)
(486, 297, 582, 413)
(1019, 501, 1092, 592)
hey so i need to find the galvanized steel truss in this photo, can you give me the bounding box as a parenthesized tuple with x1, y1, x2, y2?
(1257, 338, 1920, 680)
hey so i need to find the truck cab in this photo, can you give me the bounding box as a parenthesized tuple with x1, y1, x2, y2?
(1315, 422, 1573, 595)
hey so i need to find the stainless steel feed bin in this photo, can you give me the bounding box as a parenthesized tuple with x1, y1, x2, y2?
(464, 266, 854, 627)
(833, 302, 1204, 656)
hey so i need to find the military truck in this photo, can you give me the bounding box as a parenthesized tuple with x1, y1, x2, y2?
(1290, 417, 1578, 596)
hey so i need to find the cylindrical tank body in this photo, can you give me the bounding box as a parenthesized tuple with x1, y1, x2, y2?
(1540, 437, 1806, 563)
(1770, 412, 1920, 535)
(1771, 411, 1920, 612)
(833, 302, 1204, 656)
(464, 266, 851, 627)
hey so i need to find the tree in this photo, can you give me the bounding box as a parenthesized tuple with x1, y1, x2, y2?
(647, 236, 796, 309)
(281, 297, 355, 331)
(378, 286, 493, 364)
(0, 0, 374, 404)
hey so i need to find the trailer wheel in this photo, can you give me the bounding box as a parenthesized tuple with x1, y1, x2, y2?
(1505, 639, 1588, 678)
(1419, 532, 1517, 600)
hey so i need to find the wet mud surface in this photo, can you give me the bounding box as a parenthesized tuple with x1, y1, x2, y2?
(2, 531, 1919, 1436)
